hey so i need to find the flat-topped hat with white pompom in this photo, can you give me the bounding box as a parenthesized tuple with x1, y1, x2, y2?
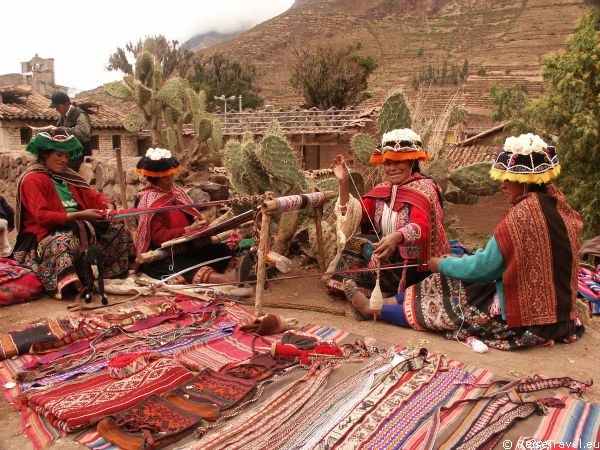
(490, 133, 560, 184)
(369, 128, 431, 165)
(135, 148, 182, 177)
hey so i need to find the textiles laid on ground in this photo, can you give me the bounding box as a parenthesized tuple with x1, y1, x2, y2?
(579, 265, 600, 315)
(1, 295, 599, 450)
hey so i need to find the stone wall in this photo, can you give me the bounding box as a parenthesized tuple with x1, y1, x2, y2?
(0, 150, 230, 208)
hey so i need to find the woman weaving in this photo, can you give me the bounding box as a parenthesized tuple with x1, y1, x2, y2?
(13, 133, 133, 299)
(328, 128, 450, 315)
(349, 133, 585, 350)
(135, 148, 242, 285)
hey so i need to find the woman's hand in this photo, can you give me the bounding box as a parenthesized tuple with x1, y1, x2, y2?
(68, 209, 104, 222)
(372, 232, 404, 261)
(184, 216, 208, 234)
(331, 154, 350, 183)
(428, 257, 441, 273)
(103, 202, 115, 211)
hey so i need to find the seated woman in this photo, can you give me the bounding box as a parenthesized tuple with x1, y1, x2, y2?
(13, 133, 134, 299)
(327, 128, 449, 308)
(135, 148, 240, 285)
(349, 133, 585, 350)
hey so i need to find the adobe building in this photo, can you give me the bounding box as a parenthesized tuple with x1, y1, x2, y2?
(0, 85, 139, 157)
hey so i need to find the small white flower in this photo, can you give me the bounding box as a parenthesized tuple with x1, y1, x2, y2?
(504, 133, 547, 155)
(145, 147, 172, 160)
(382, 128, 421, 144)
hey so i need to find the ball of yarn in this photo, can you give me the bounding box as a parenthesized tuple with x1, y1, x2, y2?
(467, 337, 489, 353)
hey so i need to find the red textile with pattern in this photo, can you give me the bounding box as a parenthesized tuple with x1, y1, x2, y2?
(24, 358, 194, 431)
(494, 185, 582, 327)
(0, 258, 44, 306)
(176, 367, 255, 409)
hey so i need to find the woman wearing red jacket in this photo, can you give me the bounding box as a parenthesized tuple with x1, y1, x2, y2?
(134, 148, 240, 285)
(13, 133, 133, 299)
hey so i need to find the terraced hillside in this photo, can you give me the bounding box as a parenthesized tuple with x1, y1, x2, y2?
(204, 0, 596, 113)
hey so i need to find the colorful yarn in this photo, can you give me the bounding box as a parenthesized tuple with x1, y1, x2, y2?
(274, 192, 326, 213)
(270, 342, 342, 365)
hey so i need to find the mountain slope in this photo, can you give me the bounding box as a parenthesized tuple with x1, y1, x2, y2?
(202, 0, 596, 113)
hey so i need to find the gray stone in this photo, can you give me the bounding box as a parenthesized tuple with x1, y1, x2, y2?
(196, 180, 229, 200)
(95, 165, 105, 190)
(186, 187, 210, 204)
(208, 173, 229, 185)
(79, 163, 95, 185)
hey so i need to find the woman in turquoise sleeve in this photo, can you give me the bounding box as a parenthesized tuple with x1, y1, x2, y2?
(347, 133, 585, 350)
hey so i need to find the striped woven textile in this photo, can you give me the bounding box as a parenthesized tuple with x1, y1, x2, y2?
(578, 265, 600, 315)
(518, 394, 600, 447)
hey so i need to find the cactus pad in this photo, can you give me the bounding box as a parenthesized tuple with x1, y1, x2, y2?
(259, 135, 306, 188)
(449, 162, 499, 196)
(123, 113, 147, 133)
(378, 92, 411, 135)
(196, 118, 213, 142)
(104, 81, 131, 99)
(351, 133, 378, 165)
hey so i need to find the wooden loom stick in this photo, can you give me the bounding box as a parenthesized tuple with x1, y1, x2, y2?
(254, 211, 272, 315)
(136, 230, 236, 264)
(114, 147, 134, 230)
(160, 210, 255, 248)
(261, 190, 337, 212)
(313, 202, 326, 273)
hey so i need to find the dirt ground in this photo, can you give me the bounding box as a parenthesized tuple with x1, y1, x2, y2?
(1, 192, 599, 450)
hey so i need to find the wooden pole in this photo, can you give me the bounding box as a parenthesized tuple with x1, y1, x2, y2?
(254, 211, 272, 315)
(114, 147, 133, 230)
(313, 204, 326, 273)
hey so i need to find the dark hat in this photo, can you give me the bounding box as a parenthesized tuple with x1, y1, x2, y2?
(49, 91, 70, 108)
(136, 148, 181, 177)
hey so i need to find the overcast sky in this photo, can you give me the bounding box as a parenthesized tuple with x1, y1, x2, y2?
(0, 0, 294, 92)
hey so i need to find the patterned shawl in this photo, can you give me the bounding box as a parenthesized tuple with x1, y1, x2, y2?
(134, 183, 200, 255)
(15, 163, 92, 232)
(364, 173, 450, 261)
(494, 184, 583, 328)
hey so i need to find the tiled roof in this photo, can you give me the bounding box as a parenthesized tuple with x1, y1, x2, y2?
(182, 107, 375, 136)
(441, 144, 500, 169)
(0, 86, 125, 129)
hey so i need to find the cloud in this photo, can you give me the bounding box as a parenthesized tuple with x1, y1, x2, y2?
(0, 0, 293, 91)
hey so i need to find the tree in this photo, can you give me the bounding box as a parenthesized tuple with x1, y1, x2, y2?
(106, 34, 193, 79)
(490, 83, 529, 124)
(289, 42, 378, 109)
(186, 52, 263, 111)
(490, 9, 600, 236)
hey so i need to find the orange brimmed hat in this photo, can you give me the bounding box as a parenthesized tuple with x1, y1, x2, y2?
(369, 128, 430, 165)
(136, 148, 182, 177)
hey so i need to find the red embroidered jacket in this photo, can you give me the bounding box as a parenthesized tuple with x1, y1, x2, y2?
(360, 174, 449, 262)
(18, 172, 111, 240)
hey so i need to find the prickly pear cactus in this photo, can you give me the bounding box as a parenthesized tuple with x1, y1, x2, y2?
(351, 133, 378, 165)
(378, 91, 412, 135)
(423, 157, 450, 192)
(258, 134, 307, 191)
(105, 40, 222, 163)
(222, 140, 249, 195)
(449, 162, 499, 196)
